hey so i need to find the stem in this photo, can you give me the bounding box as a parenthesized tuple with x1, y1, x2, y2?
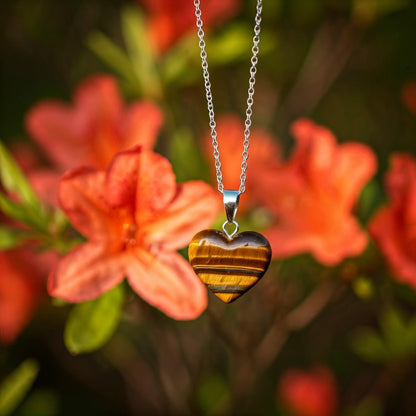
(206, 304, 241, 353)
(104, 334, 171, 415)
(278, 18, 360, 128)
(255, 279, 340, 371)
(225, 279, 342, 410)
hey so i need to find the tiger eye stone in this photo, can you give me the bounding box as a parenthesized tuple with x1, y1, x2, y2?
(188, 229, 272, 303)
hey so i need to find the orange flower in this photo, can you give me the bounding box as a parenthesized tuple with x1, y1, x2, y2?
(49, 146, 221, 319)
(369, 154, 416, 288)
(139, 0, 241, 53)
(203, 114, 281, 211)
(26, 74, 163, 171)
(0, 249, 57, 344)
(278, 367, 338, 416)
(258, 119, 377, 265)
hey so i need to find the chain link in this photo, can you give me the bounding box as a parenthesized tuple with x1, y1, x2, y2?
(194, 0, 263, 194)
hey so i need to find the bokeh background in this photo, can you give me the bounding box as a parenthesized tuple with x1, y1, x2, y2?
(1, 0, 416, 415)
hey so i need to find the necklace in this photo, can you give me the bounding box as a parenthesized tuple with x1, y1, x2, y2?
(188, 0, 272, 304)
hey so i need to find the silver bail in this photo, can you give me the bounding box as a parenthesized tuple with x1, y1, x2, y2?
(223, 190, 240, 224)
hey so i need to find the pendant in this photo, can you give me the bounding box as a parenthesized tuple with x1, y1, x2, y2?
(189, 190, 271, 303)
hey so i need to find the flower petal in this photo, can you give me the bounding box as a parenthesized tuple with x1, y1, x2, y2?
(105, 147, 176, 218)
(266, 217, 368, 265)
(0, 251, 41, 344)
(74, 75, 124, 169)
(369, 207, 416, 288)
(120, 101, 163, 150)
(257, 118, 375, 265)
(74, 75, 122, 125)
(143, 180, 221, 250)
(48, 242, 126, 302)
(331, 143, 377, 209)
(126, 249, 207, 320)
(386, 154, 416, 211)
(28, 169, 61, 207)
(368, 154, 416, 288)
(59, 167, 113, 240)
(279, 367, 338, 416)
(26, 75, 126, 171)
(105, 146, 141, 209)
(25, 101, 87, 170)
(135, 150, 177, 224)
(290, 118, 337, 179)
(141, 0, 241, 52)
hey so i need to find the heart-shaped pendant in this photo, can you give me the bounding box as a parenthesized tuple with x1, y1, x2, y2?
(188, 229, 272, 303)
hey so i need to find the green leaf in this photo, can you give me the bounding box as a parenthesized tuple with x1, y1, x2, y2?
(0, 194, 28, 223)
(207, 23, 275, 66)
(160, 35, 199, 86)
(196, 374, 230, 415)
(203, 23, 253, 66)
(87, 31, 139, 92)
(403, 316, 416, 355)
(0, 360, 39, 416)
(0, 226, 29, 250)
(16, 390, 59, 416)
(0, 144, 49, 231)
(380, 309, 416, 359)
(170, 128, 210, 183)
(51, 297, 69, 307)
(121, 6, 162, 99)
(380, 307, 407, 336)
(352, 0, 409, 24)
(357, 180, 383, 224)
(64, 284, 125, 354)
(352, 309, 416, 364)
(160, 24, 276, 87)
(0, 194, 47, 231)
(0, 142, 41, 210)
(379, 307, 408, 357)
(289, 0, 324, 22)
(350, 327, 389, 363)
(345, 397, 383, 416)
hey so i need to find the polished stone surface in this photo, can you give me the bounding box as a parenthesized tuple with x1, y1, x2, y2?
(189, 229, 272, 303)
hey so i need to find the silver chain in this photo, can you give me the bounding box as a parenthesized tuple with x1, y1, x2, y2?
(194, 0, 263, 194)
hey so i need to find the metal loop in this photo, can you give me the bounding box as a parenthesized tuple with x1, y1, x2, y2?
(222, 220, 239, 239)
(223, 190, 240, 223)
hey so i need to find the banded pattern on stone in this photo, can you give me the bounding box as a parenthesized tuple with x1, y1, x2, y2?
(188, 229, 272, 303)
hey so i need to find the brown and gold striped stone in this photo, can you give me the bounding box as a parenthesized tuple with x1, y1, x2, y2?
(188, 229, 272, 303)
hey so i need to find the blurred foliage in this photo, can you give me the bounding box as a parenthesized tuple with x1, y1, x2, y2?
(0, 142, 72, 253)
(0, 226, 28, 251)
(352, 0, 409, 25)
(88, 5, 276, 97)
(351, 307, 416, 364)
(16, 389, 59, 416)
(1, 0, 416, 415)
(196, 373, 230, 416)
(0, 142, 48, 232)
(0, 142, 41, 211)
(345, 397, 383, 416)
(0, 360, 39, 416)
(357, 180, 384, 225)
(64, 284, 125, 355)
(169, 127, 210, 183)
